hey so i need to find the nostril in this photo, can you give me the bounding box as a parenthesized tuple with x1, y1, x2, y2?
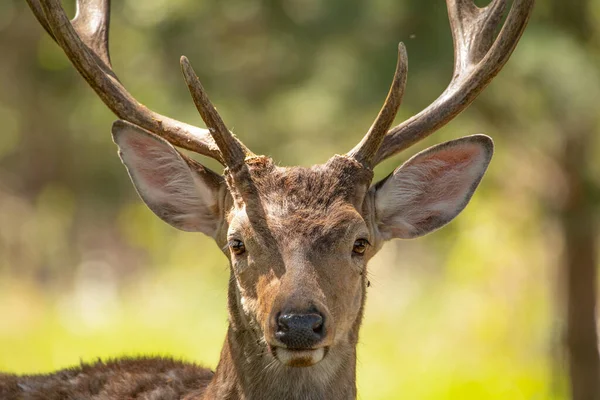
(311, 315, 324, 334)
(276, 312, 289, 333)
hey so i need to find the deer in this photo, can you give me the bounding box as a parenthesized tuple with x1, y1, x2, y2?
(0, 0, 534, 399)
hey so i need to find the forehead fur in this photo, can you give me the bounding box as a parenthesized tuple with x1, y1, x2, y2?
(226, 155, 374, 238)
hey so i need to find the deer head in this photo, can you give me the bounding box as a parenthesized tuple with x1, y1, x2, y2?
(26, 0, 533, 394)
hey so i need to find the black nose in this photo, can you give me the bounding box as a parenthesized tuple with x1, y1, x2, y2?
(275, 312, 325, 350)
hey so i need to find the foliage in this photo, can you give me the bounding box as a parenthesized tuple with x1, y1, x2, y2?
(1, 1, 598, 398)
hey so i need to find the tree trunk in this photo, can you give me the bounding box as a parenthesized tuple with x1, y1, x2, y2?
(560, 132, 600, 400)
(550, 0, 600, 399)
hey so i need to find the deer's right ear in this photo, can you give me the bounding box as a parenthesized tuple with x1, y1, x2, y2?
(111, 120, 226, 237)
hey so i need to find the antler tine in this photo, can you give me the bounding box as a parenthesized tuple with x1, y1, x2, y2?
(181, 56, 253, 170)
(449, 0, 507, 74)
(71, 0, 112, 68)
(348, 43, 408, 168)
(372, 0, 534, 165)
(29, 0, 225, 165)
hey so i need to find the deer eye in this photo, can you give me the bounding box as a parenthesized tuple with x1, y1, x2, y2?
(229, 239, 246, 256)
(352, 239, 369, 255)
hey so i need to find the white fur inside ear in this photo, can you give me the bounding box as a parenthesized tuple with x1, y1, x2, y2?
(374, 137, 492, 239)
(113, 122, 221, 236)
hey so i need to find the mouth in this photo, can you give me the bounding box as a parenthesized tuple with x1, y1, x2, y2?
(271, 346, 327, 367)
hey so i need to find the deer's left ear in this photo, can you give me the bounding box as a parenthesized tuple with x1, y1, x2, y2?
(371, 135, 493, 240)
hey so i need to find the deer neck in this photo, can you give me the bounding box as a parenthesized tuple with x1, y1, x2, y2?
(201, 278, 360, 400)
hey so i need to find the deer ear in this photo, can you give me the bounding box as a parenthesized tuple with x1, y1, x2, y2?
(372, 135, 493, 240)
(111, 120, 225, 237)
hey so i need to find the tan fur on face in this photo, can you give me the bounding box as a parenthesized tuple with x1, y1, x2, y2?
(224, 156, 374, 359)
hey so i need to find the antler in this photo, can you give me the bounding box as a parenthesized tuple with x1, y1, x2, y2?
(180, 57, 253, 170)
(26, 0, 226, 165)
(30, 0, 533, 170)
(353, 0, 535, 166)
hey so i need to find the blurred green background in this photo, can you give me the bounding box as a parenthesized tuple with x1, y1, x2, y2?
(1, 0, 599, 399)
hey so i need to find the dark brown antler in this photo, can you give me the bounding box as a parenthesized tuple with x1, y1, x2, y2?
(358, 0, 535, 166)
(29, 0, 533, 170)
(181, 57, 253, 170)
(26, 0, 226, 165)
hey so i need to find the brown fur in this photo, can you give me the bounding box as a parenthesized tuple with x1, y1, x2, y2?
(0, 357, 213, 400)
(201, 156, 374, 400)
